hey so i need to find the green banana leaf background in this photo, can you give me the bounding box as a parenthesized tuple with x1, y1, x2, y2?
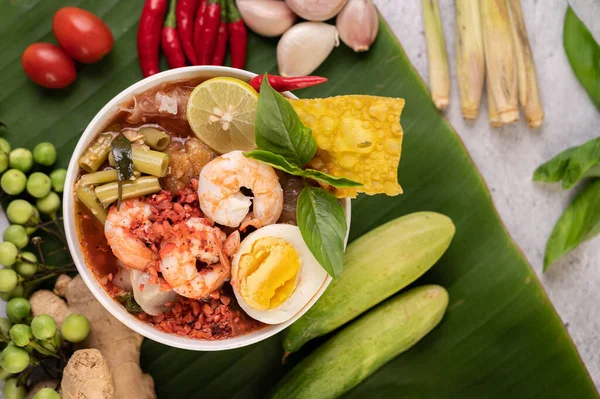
(0, 0, 598, 398)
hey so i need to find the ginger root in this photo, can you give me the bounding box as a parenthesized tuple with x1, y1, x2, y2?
(62, 349, 114, 399)
(30, 275, 156, 399)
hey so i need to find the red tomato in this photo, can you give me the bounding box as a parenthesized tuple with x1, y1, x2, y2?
(52, 7, 114, 64)
(21, 43, 76, 89)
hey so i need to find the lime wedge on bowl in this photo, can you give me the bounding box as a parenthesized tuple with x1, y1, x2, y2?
(187, 77, 258, 154)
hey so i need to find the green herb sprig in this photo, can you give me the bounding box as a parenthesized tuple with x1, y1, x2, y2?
(533, 137, 600, 189)
(534, 9, 600, 271)
(244, 75, 361, 278)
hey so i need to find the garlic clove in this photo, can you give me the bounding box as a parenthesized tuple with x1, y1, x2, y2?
(237, 0, 297, 37)
(336, 0, 379, 52)
(285, 0, 347, 22)
(277, 22, 340, 77)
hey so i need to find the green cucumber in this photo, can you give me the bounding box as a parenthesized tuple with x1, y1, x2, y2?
(283, 211, 455, 353)
(271, 285, 449, 399)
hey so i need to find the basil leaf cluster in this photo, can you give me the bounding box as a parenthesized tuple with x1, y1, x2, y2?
(246, 75, 356, 278)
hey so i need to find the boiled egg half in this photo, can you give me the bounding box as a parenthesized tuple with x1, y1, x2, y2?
(231, 224, 328, 324)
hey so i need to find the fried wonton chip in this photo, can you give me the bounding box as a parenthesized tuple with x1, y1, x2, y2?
(291, 95, 405, 198)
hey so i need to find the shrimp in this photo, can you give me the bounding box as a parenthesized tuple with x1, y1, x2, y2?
(159, 217, 230, 299)
(198, 151, 283, 228)
(105, 199, 155, 271)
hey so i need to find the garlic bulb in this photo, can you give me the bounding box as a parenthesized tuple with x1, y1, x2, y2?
(285, 0, 347, 21)
(336, 0, 378, 52)
(277, 22, 340, 77)
(237, 0, 296, 37)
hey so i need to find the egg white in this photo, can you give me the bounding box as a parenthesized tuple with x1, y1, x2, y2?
(231, 224, 328, 324)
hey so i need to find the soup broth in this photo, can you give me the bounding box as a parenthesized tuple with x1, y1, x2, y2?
(74, 79, 304, 339)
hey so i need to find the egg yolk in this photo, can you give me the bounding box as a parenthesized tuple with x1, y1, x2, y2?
(237, 237, 301, 310)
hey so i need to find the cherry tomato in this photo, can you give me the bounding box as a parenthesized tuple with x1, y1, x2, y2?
(52, 7, 114, 64)
(21, 43, 76, 89)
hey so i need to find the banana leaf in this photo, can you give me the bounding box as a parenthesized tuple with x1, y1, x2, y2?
(0, 0, 597, 397)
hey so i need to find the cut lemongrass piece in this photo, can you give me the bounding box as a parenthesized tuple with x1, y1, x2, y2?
(76, 185, 107, 224)
(95, 176, 162, 207)
(456, 0, 485, 120)
(422, 0, 450, 110)
(487, 77, 502, 127)
(506, 0, 543, 128)
(78, 170, 141, 186)
(481, 0, 518, 124)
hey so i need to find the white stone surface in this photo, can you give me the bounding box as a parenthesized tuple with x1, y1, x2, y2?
(375, 0, 600, 388)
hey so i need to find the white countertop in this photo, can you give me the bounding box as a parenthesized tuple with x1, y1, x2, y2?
(375, 0, 600, 388)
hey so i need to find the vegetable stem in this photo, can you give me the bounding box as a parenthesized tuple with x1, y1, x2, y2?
(109, 145, 169, 177)
(506, 0, 543, 128)
(95, 176, 162, 207)
(486, 75, 502, 127)
(422, 0, 450, 111)
(78, 133, 116, 173)
(76, 185, 107, 224)
(455, 0, 484, 119)
(139, 127, 171, 151)
(481, 0, 518, 124)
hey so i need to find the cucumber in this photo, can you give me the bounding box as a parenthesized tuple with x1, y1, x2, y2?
(283, 212, 455, 353)
(271, 285, 449, 399)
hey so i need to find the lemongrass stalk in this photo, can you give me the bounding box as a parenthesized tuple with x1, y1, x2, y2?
(455, 0, 485, 119)
(95, 176, 161, 207)
(487, 77, 502, 127)
(480, 0, 518, 124)
(422, 0, 450, 110)
(506, 0, 543, 128)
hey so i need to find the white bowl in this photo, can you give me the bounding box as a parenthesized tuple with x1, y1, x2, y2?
(64, 66, 351, 351)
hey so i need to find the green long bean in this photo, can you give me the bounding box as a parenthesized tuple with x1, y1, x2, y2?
(109, 146, 169, 177)
(139, 127, 171, 151)
(76, 185, 107, 224)
(78, 133, 116, 173)
(78, 169, 141, 186)
(95, 176, 161, 207)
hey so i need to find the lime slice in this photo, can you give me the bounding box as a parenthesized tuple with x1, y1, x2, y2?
(186, 77, 258, 154)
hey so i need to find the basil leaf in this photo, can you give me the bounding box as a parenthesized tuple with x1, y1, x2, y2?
(110, 133, 134, 208)
(244, 150, 361, 188)
(301, 169, 362, 188)
(564, 6, 600, 110)
(296, 186, 346, 279)
(255, 75, 317, 166)
(533, 137, 600, 189)
(244, 150, 304, 175)
(544, 180, 600, 270)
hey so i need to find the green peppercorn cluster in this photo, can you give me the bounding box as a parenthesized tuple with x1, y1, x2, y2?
(0, 138, 67, 298)
(0, 135, 79, 398)
(0, 297, 90, 398)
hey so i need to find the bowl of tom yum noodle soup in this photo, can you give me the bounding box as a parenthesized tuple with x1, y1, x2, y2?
(64, 66, 405, 350)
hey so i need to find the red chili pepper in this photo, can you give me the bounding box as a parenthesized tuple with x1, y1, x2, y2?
(176, 0, 198, 64)
(162, 0, 187, 69)
(226, 0, 247, 69)
(198, 0, 221, 65)
(248, 74, 328, 93)
(138, 0, 169, 77)
(192, 0, 207, 65)
(211, 0, 228, 65)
